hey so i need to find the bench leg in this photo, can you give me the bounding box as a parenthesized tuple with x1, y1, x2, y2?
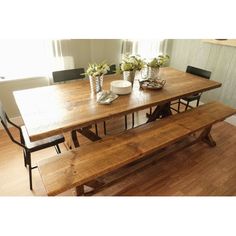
(200, 126, 216, 147)
(203, 133, 216, 147)
(76, 185, 84, 196)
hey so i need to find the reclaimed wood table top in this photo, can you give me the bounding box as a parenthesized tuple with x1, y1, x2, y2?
(13, 67, 221, 141)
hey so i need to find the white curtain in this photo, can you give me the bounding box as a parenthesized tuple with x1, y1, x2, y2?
(52, 40, 65, 70)
(121, 39, 168, 60)
(0, 39, 54, 80)
(52, 40, 75, 71)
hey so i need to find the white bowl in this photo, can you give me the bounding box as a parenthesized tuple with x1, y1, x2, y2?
(110, 80, 132, 95)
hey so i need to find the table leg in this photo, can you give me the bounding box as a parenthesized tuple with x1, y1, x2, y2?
(71, 130, 80, 148)
(76, 185, 84, 196)
(63, 125, 102, 150)
(77, 127, 101, 142)
(146, 102, 172, 123)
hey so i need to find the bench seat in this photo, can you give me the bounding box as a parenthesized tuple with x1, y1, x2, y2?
(38, 101, 236, 196)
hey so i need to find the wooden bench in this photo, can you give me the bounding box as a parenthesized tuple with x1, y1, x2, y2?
(38, 101, 236, 196)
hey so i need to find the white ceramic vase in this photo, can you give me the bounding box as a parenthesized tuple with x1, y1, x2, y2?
(89, 75, 103, 93)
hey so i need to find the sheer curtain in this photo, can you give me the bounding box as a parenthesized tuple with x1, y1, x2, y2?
(0, 39, 54, 80)
(121, 39, 168, 60)
(52, 40, 75, 70)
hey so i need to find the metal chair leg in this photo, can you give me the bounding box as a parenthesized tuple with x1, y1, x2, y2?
(196, 98, 200, 107)
(27, 151, 33, 190)
(132, 113, 135, 128)
(54, 144, 61, 154)
(103, 121, 107, 135)
(185, 101, 190, 111)
(95, 123, 98, 136)
(149, 107, 152, 115)
(23, 149, 27, 167)
(21, 134, 27, 167)
(178, 99, 181, 113)
(124, 115, 128, 130)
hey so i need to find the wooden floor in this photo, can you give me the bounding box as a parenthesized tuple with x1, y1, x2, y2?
(0, 106, 236, 196)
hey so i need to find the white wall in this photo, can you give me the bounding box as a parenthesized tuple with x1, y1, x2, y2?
(0, 77, 49, 117)
(60, 39, 122, 68)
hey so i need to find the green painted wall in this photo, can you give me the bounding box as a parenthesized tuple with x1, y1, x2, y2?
(168, 39, 236, 108)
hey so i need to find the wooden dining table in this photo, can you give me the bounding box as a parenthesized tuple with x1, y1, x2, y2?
(13, 67, 221, 148)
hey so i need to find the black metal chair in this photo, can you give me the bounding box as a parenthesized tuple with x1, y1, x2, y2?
(106, 64, 116, 75)
(172, 66, 211, 113)
(0, 101, 65, 190)
(52, 68, 85, 83)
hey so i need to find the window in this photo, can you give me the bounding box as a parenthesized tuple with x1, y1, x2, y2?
(0, 39, 54, 80)
(121, 39, 167, 60)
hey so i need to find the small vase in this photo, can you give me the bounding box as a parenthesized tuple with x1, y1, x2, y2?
(123, 70, 136, 86)
(148, 67, 159, 79)
(89, 75, 103, 93)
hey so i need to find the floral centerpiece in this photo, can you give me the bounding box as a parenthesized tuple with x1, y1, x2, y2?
(85, 62, 110, 93)
(120, 55, 145, 85)
(147, 55, 169, 79)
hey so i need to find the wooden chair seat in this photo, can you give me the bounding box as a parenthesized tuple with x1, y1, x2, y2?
(38, 101, 236, 196)
(21, 126, 65, 152)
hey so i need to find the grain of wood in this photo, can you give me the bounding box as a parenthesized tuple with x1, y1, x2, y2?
(14, 67, 221, 141)
(38, 102, 236, 196)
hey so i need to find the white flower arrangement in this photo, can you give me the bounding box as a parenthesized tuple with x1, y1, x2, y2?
(147, 55, 170, 68)
(120, 55, 145, 72)
(86, 62, 110, 77)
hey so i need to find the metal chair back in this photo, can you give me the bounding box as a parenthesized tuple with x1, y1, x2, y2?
(186, 66, 211, 79)
(0, 101, 26, 149)
(106, 64, 116, 75)
(0, 101, 7, 127)
(52, 68, 85, 83)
